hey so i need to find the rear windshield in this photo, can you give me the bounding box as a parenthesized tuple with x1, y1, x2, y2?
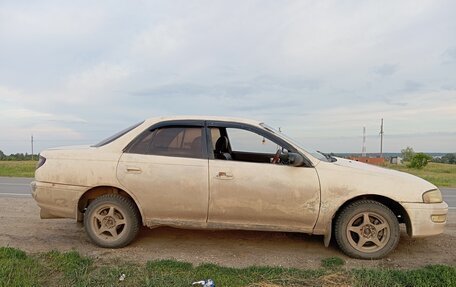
(92, 121, 144, 147)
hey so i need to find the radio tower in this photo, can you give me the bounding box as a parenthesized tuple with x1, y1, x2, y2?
(362, 127, 366, 157)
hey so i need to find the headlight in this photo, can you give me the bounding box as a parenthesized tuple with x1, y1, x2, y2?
(422, 189, 443, 203)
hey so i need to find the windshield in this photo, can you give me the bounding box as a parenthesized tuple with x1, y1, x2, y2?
(260, 123, 329, 162)
(93, 121, 144, 147)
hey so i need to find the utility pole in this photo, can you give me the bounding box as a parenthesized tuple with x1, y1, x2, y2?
(362, 127, 366, 157)
(379, 119, 384, 158)
(31, 135, 34, 161)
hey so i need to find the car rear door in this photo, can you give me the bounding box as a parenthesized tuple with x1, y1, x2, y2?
(116, 121, 209, 226)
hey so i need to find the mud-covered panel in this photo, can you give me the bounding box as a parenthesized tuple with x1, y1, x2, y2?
(402, 202, 448, 237)
(313, 158, 439, 235)
(208, 160, 320, 232)
(35, 149, 122, 187)
(117, 153, 209, 223)
(32, 181, 86, 219)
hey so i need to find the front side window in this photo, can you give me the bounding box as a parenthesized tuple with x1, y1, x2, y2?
(226, 128, 280, 154)
(210, 126, 289, 164)
(128, 126, 203, 158)
(260, 123, 329, 162)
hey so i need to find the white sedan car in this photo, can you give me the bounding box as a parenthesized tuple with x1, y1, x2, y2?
(31, 116, 448, 259)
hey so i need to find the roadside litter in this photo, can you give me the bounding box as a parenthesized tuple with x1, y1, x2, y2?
(192, 279, 215, 287)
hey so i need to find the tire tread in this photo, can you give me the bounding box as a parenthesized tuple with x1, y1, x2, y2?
(84, 194, 140, 248)
(334, 199, 400, 259)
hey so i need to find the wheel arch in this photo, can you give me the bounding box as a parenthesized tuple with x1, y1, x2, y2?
(324, 194, 411, 247)
(77, 185, 144, 225)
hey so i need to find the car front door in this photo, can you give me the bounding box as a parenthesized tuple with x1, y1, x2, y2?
(207, 123, 321, 233)
(116, 121, 209, 227)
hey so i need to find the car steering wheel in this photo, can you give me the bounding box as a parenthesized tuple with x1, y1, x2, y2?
(271, 149, 281, 164)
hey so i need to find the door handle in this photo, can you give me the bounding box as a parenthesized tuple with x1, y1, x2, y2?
(215, 171, 234, 180)
(126, 166, 142, 173)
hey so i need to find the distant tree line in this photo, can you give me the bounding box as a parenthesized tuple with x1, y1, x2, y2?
(0, 150, 36, 161)
(432, 153, 456, 164)
(401, 146, 455, 168)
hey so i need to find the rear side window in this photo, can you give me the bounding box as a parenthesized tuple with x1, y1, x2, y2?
(127, 126, 203, 158)
(93, 121, 144, 147)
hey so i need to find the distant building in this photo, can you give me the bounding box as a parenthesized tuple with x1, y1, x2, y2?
(390, 156, 403, 165)
(349, 156, 385, 166)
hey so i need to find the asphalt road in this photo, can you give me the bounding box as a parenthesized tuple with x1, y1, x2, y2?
(0, 176, 455, 208)
(0, 177, 33, 197)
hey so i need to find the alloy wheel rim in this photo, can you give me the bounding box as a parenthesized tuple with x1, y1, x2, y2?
(92, 205, 127, 241)
(346, 211, 390, 253)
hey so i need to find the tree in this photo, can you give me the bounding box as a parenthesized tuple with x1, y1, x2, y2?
(408, 153, 432, 169)
(401, 146, 415, 162)
(442, 153, 456, 164)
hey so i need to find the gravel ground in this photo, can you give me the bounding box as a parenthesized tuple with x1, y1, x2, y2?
(0, 197, 454, 269)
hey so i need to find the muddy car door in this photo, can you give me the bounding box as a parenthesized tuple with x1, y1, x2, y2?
(206, 123, 321, 233)
(117, 121, 209, 226)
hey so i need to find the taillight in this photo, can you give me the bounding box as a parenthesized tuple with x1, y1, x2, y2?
(36, 155, 46, 169)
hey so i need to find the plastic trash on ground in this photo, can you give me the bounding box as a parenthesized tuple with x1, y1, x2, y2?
(192, 279, 215, 287)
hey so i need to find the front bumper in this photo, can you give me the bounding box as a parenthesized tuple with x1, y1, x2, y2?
(402, 201, 448, 237)
(31, 181, 87, 219)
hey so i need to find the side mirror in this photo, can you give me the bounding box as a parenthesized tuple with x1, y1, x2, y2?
(288, 152, 305, 167)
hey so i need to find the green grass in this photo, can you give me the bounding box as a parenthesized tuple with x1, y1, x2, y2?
(352, 265, 456, 287)
(0, 247, 455, 287)
(386, 162, 456, 187)
(0, 161, 36, 177)
(0, 247, 43, 287)
(321, 256, 345, 268)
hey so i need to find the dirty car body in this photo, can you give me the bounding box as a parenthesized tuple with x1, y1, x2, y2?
(31, 116, 448, 259)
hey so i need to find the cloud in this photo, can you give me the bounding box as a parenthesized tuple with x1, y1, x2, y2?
(63, 62, 131, 104)
(442, 47, 456, 63)
(0, 0, 455, 154)
(373, 64, 399, 76)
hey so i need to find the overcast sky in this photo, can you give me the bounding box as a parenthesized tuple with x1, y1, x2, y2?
(1, 1, 455, 154)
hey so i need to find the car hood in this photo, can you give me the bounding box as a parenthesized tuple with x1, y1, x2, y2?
(333, 157, 409, 176)
(315, 157, 437, 203)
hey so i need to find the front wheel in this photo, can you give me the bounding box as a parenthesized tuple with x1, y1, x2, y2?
(334, 200, 400, 259)
(84, 194, 140, 248)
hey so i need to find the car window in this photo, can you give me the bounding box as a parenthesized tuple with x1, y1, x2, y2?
(93, 121, 144, 147)
(226, 128, 281, 154)
(128, 126, 203, 158)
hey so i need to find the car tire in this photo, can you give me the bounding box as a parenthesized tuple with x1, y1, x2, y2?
(84, 194, 140, 248)
(334, 200, 400, 259)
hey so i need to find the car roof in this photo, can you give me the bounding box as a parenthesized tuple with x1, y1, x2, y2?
(144, 115, 262, 127)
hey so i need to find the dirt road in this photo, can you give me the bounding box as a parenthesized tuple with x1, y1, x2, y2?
(0, 197, 454, 269)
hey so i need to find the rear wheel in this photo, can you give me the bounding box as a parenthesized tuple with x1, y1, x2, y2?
(84, 194, 140, 248)
(334, 200, 400, 259)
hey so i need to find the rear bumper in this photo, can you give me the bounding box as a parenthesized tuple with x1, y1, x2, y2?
(31, 181, 87, 219)
(402, 201, 448, 237)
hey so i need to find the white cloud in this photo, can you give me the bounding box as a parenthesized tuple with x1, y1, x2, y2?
(63, 62, 131, 104)
(285, 90, 456, 136)
(131, 23, 185, 60)
(0, 0, 455, 154)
